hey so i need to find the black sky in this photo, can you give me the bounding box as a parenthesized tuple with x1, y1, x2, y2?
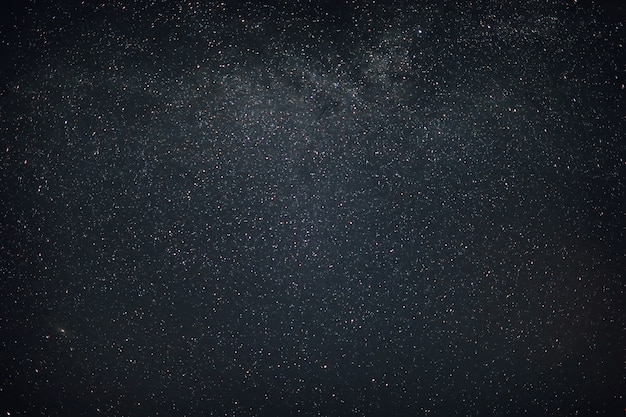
(0, 1, 624, 416)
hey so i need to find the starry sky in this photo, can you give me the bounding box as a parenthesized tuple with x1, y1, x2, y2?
(0, 1, 624, 416)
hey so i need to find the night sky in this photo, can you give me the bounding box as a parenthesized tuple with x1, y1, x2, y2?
(0, 1, 624, 416)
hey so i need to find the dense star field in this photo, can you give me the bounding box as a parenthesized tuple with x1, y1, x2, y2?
(0, 0, 624, 416)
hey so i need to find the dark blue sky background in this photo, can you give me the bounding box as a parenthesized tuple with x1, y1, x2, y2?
(0, 1, 624, 416)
